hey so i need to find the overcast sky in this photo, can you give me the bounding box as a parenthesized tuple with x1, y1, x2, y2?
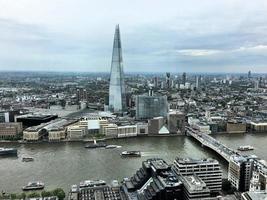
(0, 0, 267, 73)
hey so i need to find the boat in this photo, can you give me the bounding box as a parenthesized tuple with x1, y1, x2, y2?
(238, 145, 254, 151)
(0, 148, 17, 156)
(105, 145, 122, 149)
(22, 157, 34, 162)
(79, 180, 106, 188)
(22, 181, 45, 191)
(121, 151, 141, 157)
(85, 140, 107, 149)
(71, 184, 78, 193)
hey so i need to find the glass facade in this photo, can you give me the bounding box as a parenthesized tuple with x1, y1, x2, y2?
(109, 25, 126, 112)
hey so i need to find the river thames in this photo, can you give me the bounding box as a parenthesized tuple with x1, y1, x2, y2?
(1, 133, 267, 193)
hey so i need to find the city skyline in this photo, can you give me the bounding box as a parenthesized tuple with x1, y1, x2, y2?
(0, 0, 267, 73)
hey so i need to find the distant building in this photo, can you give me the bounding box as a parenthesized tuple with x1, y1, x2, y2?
(67, 125, 86, 139)
(148, 117, 166, 135)
(250, 121, 267, 132)
(136, 94, 168, 120)
(173, 157, 222, 193)
(167, 110, 185, 134)
(227, 121, 246, 133)
(166, 72, 171, 88)
(109, 25, 126, 113)
(23, 119, 76, 141)
(0, 122, 23, 139)
(16, 113, 58, 127)
(182, 72, 186, 85)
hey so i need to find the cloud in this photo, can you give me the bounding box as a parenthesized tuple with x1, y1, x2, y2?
(0, 0, 267, 72)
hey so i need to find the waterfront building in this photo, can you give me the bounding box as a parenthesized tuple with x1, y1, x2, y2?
(136, 123, 148, 135)
(167, 110, 185, 134)
(118, 125, 137, 138)
(173, 157, 222, 193)
(180, 175, 211, 200)
(76, 87, 88, 102)
(147, 117, 166, 135)
(135, 94, 168, 120)
(109, 25, 126, 113)
(228, 155, 254, 192)
(67, 125, 86, 139)
(0, 122, 23, 139)
(250, 121, 267, 132)
(226, 121, 246, 133)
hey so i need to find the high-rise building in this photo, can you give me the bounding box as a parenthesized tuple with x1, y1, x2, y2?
(182, 72, 186, 85)
(166, 72, 171, 88)
(167, 110, 185, 134)
(109, 25, 126, 113)
(195, 76, 199, 89)
(173, 157, 222, 193)
(135, 94, 168, 120)
(248, 70, 252, 79)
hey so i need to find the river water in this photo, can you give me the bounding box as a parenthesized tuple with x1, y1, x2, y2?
(0, 133, 266, 193)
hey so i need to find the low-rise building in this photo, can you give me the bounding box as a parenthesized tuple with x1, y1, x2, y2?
(0, 122, 23, 139)
(67, 125, 86, 139)
(227, 121, 246, 133)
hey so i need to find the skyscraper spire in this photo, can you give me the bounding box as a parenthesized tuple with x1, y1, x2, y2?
(109, 25, 126, 113)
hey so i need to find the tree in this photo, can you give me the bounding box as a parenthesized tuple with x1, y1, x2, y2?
(52, 188, 65, 200)
(27, 192, 41, 198)
(41, 190, 52, 197)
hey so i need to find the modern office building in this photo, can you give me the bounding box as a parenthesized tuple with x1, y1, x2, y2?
(167, 110, 185, 134)
(109, 25, 126, 113)
(180, 175, 211, 200)
(228, 155, 254, 192)
(173, 157, 222, 193)
(136, 94, 168, 120)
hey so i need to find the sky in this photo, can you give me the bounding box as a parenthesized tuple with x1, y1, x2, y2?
(0, 0, 267, 73)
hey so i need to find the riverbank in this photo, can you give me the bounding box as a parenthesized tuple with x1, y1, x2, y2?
(0, 133, 182, 144)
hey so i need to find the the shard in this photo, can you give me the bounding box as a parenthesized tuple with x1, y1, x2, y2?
(109, 25, 126, 113)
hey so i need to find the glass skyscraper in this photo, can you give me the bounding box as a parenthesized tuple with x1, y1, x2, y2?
(109, 25, 126, 113)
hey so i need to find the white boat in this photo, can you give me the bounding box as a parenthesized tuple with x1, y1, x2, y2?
(105, 145, 122, 149)
(79, 180, 106, 188)
(238, 145, 254, 151)
(22, 181, 45, 191)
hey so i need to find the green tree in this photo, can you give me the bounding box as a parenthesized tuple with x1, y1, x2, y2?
(10, 193, 17, 199)
(17, 193, 26, 200)
(27, 192, 41, 198)
(52, 188, 65, 200)
(41, 190, 52, 197)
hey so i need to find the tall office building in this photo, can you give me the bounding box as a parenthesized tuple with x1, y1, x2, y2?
(182, 72, 186, 85)
(228, 155, 254, 192)
(109, 25, 126, 113)
(166, 72, 171, 88)
(135, 94, 168, 120)
(173, 157, 222, 193)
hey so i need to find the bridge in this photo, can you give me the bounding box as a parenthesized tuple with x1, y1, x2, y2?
(186, 126, 239, 162)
